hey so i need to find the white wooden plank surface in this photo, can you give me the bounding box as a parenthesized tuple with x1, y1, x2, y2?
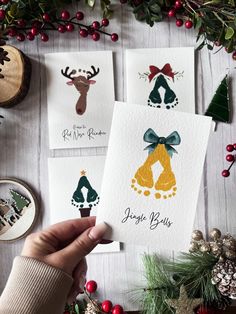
(0, 3, 236, 311)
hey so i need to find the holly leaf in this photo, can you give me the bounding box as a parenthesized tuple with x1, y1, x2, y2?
(225, 27, 234, 40)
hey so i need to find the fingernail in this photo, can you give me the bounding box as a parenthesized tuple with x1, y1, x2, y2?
(79, 273, 86, 291)
(88, 222, 109, 242)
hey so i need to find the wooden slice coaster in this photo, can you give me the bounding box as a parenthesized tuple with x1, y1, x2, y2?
(0, 45, 31, 108)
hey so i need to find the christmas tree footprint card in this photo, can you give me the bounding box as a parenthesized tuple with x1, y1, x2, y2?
(126, 47, 195, 113)
(45, 51, 115, 149)
(48, 156, 120, 253)
(96, 102, 212, 252)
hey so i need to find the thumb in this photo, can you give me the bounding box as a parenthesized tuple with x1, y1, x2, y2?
(53, 222, 109, 274)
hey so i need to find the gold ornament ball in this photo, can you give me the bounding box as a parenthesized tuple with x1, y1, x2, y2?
(225, 250, 236, 260)
(200, 243, 210, 253)
(224, 238, 236, 251)
(209, 228, 221, 240)
(189, 242, 199, 252)
(210, 243, 222, 256)
(192, 230, 203, 241)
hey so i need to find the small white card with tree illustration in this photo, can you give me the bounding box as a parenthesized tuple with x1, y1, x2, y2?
(126, 47, 195, 113)
(45, 51, 114, 149)
(96, 102, 212, 251)
(48, 155, 120, 253)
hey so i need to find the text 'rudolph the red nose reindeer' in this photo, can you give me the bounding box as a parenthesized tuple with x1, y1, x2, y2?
(61, 65, 100, 115)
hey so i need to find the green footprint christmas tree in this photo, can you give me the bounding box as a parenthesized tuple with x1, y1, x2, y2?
(71, 171, 99, 217)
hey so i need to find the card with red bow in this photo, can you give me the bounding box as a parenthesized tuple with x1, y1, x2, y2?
(96, 102, 212, 251)
(126, 47, 195, 113)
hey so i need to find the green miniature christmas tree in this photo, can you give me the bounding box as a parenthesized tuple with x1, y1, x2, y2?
(10, 189, 30, 212)
(71, 171, 99, 218)
(205, 75, 230, 123)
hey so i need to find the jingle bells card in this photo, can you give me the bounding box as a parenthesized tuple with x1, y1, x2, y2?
(96, 102, 212, 251)
(126, 47, 195, 113)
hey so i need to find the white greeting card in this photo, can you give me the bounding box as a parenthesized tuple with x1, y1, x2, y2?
(96, 102, 212, 252)
(45, 51, 115, 149)
(48, 156, 120, 253)
(126, 47, 195, 113)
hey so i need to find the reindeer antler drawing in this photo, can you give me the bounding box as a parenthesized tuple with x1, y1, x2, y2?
(61, 65, 100, 115)
(87, 66, 100, 80)
(61, 67, 76, 80)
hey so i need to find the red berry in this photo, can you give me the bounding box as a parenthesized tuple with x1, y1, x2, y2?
(79, 29, 88, 38)
(226, 154, 234, 162)
(43, 13, 50, 22)
(31, 27, 39, 36)
(92, 32, 100, 41)
(92, 21, 100, 29)
(17, 19, 26, 27)
(102, 18, 109, 27)
(58, 24, 66, 33)
(232, 51, 236, 61)
(41, 33, 49, 42)
(26, 32, 35, 41)
(112, 305, 124, 314)
(1, 0, 9, 3)
(168, 9, 176, 18)
(233, 143, 236, 150)
(87, 27, 95, 35)
(76, 11, 84, 20)
(32, 20, 42, 29)
(102, 300, 113, 313)
(17, 33, 25, 42)
(175, 0, 182, 9)
(8, 27, 17, 37)
(111, 33, 119, 42)
(61, 10, 70, 20)
(185, 20, 193, 29)
(176, 19, 183, 27)
(0, 9, 6, 20)
(222, 169, 230, 177)
(85, 280, 97, 293)
(66, 23, 74, 32)
(226, 144, 234, 152)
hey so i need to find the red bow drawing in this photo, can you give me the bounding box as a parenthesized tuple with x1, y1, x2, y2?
(148, 63, 175, 82)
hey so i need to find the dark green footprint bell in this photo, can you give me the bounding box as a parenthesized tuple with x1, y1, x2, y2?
(149, 74, 176, 105)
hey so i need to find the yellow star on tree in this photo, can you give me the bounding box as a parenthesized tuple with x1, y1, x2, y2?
(80, 170, 86, 176)
(165, 285, 203, 314)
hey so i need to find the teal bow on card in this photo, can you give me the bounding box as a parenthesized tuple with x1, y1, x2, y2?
(144, 128, 181, 157)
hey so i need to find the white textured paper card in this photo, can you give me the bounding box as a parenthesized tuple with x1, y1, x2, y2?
(126, 47, 195, 113)
(48, 156, 120, 253)
(96, 102, 212, 251)
(45, 51, 114, 149)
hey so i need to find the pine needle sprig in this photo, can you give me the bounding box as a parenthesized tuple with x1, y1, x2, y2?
(140, 252, 231, 314)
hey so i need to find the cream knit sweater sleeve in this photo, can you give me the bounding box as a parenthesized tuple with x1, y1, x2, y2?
(0, 256, 74, 314)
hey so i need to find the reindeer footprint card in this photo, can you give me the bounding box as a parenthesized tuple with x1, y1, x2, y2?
(48, 155, 120, 253)
(96, 102, 212, 252)
(126, 47, 195, 113)
(45, 51, 115, 149)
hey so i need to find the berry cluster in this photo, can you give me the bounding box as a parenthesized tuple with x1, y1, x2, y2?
(167, 1, 193, 29)
(222, 143, 236, 177)
(85, 280, 125, 314)
(0, 6, 118, 43)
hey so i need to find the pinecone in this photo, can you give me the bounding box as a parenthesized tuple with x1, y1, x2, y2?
(211, 259, 236, 299)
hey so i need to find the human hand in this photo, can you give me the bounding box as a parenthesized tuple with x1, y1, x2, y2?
(21, 217, 109, 300)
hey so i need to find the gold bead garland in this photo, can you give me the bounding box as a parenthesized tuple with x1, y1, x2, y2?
(189, 228, 236, 260)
